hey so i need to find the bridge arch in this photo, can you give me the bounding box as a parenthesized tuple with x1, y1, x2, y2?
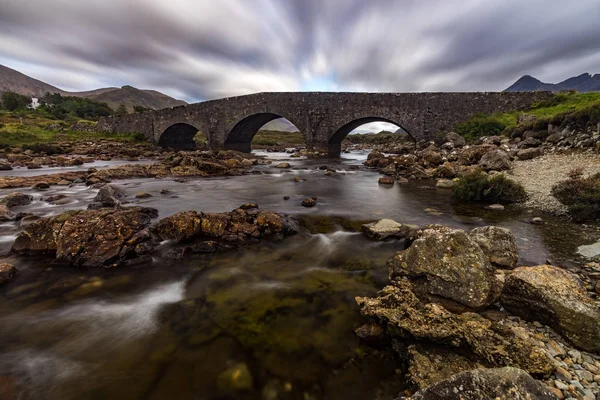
(158, 123, 201, 149)
(224, 112, 304, 153)
(328, 116, 414, 156)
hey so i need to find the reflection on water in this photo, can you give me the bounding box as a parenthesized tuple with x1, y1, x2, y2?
(0, 150, 594, 399)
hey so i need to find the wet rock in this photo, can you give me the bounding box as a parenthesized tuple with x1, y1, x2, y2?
(41, 194, 68, 203)
(367, 151, 384, 161)
(516, 148, 544, 160)
(201, 213, 230, 237)
(530, 217, 543, 225)
(135, 192, 152, 199)
(239, 203, 258, 210)
(32, 181, 50, 191)
(275, 162, 291, 168)
(155, 211, 202, 243)
(0, 205, 14, 221)
(0, 192, 33, 208)
(94, 184, 127, 207)
(469, 226, 518, 269)
(485, 204, 505, 211)
(389, 227, 502, 309)
(0, 263, 17, 285)
(356, 282, 554, 378)
(217, 362, 253, 393)
(410, 367, 558, 400)
(501, 265, 600, 352)
(577, 240, 600, 260)
(283, 196, 290, 200)
(301, 197, 317, 207)
(378, 176, 395, 185)
(354, 322, 385, 343)
(479, 150, 512, 171)
(362, 219, 410, 240)
(12, 207, 158, 267)
(57, 179, 71, 186)
(0, 162, 13, 171)
(435, 179, 454, 189)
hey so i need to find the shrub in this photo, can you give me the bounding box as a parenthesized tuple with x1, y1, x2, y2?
(551, 173, 600, 222)
(452, 169, 527, 204)
(455, 114, 507, 141)
(1, 91, 31, 111)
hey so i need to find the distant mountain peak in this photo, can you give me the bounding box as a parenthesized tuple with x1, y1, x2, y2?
(0, 63, 187, 112)
(504, 72, 600, 92)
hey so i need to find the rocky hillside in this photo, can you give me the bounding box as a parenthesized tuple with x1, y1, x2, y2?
(0, 64, 186, 112)
(505, 73, 600, 92)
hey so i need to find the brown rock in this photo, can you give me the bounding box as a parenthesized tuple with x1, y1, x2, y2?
(378, 176, 395, 185)
(0, 192, 33, 208)
(155, 211, 202, 243)
(469, 226, 519, 269)
(0, 263, 17, 285)
(301, 197, 317, 207)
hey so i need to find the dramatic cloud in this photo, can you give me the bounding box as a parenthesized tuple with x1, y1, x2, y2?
(1, 0, 599, 106)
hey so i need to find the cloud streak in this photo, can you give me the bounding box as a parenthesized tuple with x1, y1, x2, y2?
(1, 0, 599, 103)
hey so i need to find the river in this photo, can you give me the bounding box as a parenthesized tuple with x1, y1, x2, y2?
(0, 150, 591, 399)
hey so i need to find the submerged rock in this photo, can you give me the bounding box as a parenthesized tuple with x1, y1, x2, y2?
(301, 197, 317, 207)
(217, 363, 253, 393)
(501, 265, 600, 352)
(410, 367, 557, 400)
(469, 226, 519, 269)
(389, 227, 501, 309)
(361, 219, 410, 240)
(0, 263, 17, 285)
(378, 176, 394, 185)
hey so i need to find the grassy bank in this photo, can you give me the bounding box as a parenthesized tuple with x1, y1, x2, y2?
(0, 110, 145, 147)
(456, 92, 600, 141)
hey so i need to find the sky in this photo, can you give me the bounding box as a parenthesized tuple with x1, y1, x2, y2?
(1, 0, 600, 133)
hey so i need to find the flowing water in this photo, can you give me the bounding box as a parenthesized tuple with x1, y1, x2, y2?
(0, 150, 594, 399)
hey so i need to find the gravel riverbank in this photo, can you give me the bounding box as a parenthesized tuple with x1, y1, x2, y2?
(509, 152, 600, 215)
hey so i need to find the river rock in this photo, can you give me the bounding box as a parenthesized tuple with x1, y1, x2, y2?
(577, 240, 600, 260)
(445, 132, 466, 148)
(410, 367, 558, 400)
(32, 181, 50, 191)
(356, 282, 554, 379)
(155, 211, 202, 243)
(0, 205, 14, 221)
(435, 179, 454, 189)
(362, 219, 410, 240)
(0, 263, 17, 285)
(275, 162, 291, 168)
(12, 207, 158, 267)
(19, 215, 41, 228)
(389, 227, 501, 309)
(301, 197, 317, 207)
(378, 176, 394, 185)
(469, 226, 519, 269)
(479, 150, 512, 171)
(0, 162, 13, 170)
(0, 192, 33, 208)
(501, 265, 600, 352)
(94, 184, 127, 207)
(516, 148, 543, 160)
(135, 192, 152, 199)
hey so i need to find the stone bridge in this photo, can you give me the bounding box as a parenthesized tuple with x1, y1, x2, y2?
(97, 91, 552, 156)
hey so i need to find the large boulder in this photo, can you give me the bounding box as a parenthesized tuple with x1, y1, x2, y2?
(93, 184, 127, 207)
(155, 211, 202, 243)
(478, 150, 512, 171)
(362, 219, 410, 240)
(12, 208, 158, 267)
(0, 192, 33, 208)
(469, 226, 519, 269)
(356, 282, 554, 379)
(389, 227, 502, 309)
(516, 148, 543, 160)
(410, 367, 558, 400)
(445, 132, 466, 148)
(501, 265, 600, 352)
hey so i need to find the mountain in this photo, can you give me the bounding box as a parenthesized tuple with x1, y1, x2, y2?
(0, 64, 187, 111)
(261, 118, 299, 132)
(504, 73, 600, 92)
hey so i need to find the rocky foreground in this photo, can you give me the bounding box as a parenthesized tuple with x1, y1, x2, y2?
(356, 223, 600, 399)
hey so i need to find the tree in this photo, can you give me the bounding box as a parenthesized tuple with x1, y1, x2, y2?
(1, 91, 31, 111)
(133, 105, 152, 113)
(116, 103, 128, 115)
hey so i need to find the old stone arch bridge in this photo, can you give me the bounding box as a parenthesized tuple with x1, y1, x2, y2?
(97, 91, 551, 156)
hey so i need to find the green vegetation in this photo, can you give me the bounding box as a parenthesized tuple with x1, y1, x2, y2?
(452, 169, 527, 204)
(1, 91, 31, 111)
(39, 92, 114, 120)
(252, 130, 304, 147)
(455, 92, 600, 141)
(552, 173, 600, 222)
(0, 109, 144, 147)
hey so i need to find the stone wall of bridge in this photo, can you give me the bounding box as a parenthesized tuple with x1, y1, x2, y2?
(97, 91, 553, 156)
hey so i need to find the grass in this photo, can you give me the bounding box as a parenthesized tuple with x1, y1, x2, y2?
(455, 92, 600, 140)
(0, 109, 146, 147)
(552, 173, 600, 222)
(452, 169, 527, 204)
(252, 130, 305, 146)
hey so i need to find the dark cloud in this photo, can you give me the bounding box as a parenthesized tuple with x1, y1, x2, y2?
(0, 0, 599, 102)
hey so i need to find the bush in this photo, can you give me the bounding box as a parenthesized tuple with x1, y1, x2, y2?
(453, 169, 527, 204)
(1, 91, 31, 111)
(39, 92, 113, 120)
(455, 114, 507, 141)
(552, 173, 600, 222)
